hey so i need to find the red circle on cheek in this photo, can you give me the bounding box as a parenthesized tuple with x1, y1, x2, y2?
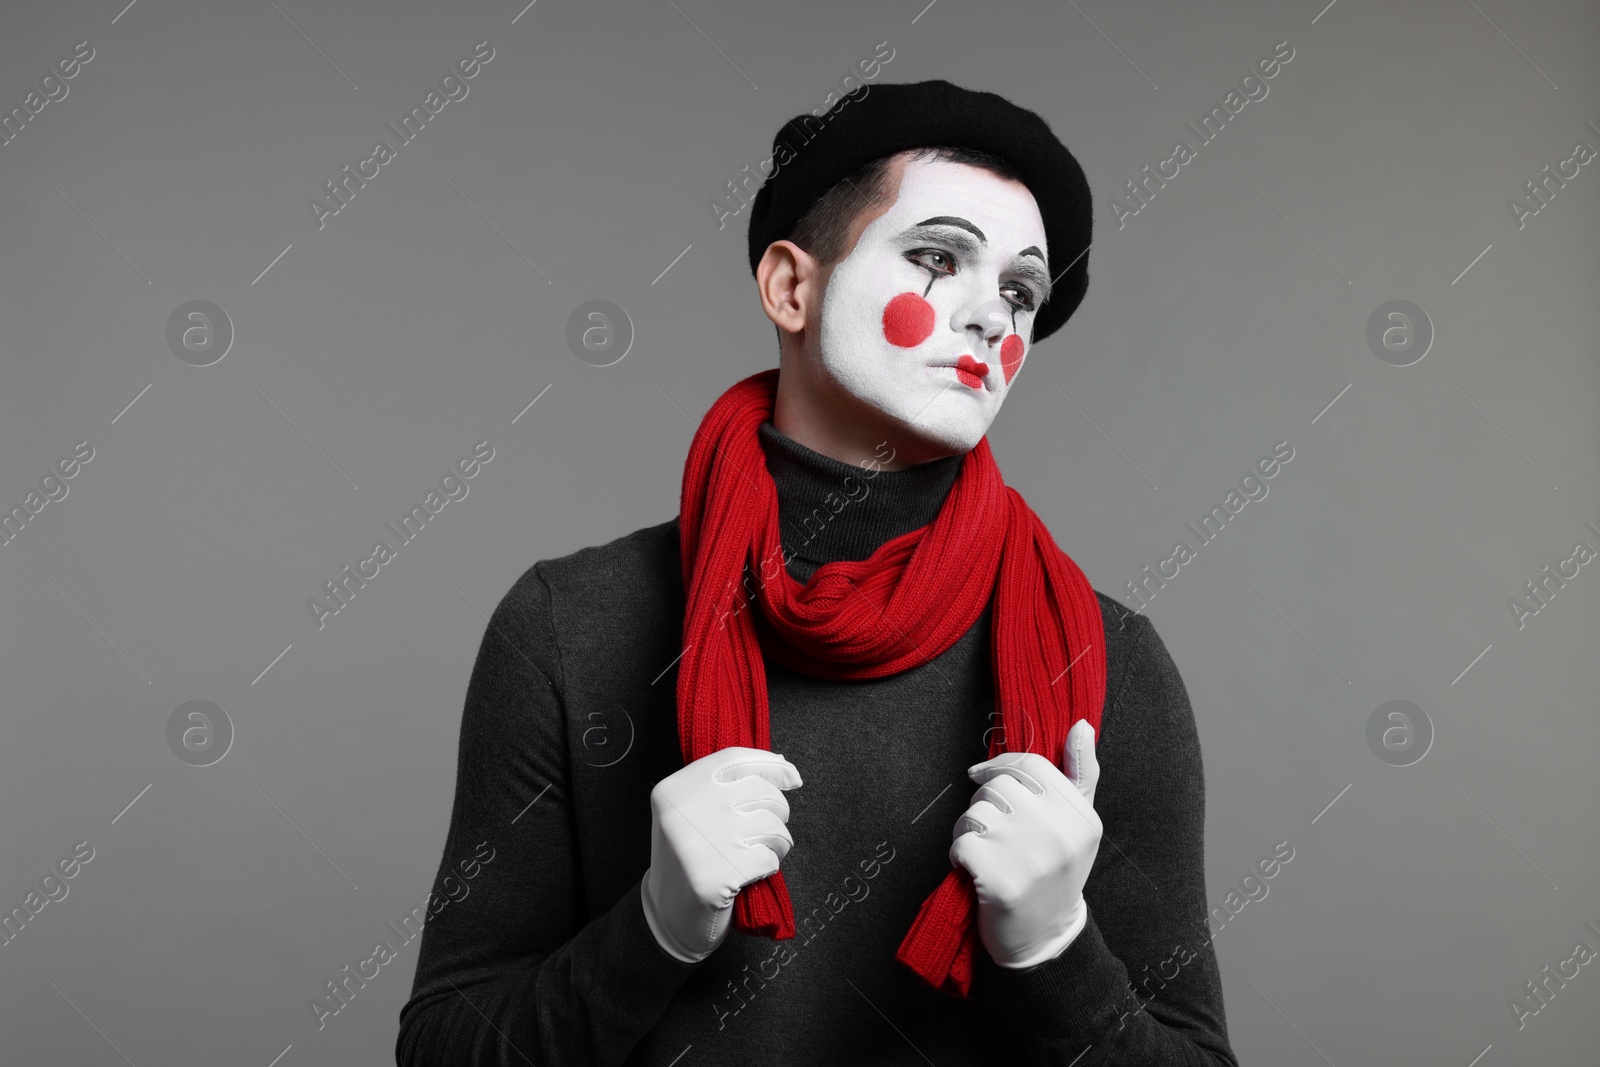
(882, 292, 936, 348)
(1000, 334, 1025, 384)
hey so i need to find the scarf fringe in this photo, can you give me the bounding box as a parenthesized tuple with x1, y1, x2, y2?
(894, 869, 981, 997)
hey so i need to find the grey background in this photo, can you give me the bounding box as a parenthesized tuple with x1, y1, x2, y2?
(1, 0, 1596, 1064)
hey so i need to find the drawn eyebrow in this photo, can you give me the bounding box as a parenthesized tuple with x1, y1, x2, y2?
(915, 216, 986, 243)
(899, 223, 982, 257)
(1018, 246, 1045, 262)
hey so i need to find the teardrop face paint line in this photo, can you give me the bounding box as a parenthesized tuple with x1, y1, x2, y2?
(882, 292, 936, 348)
(1000, 334, 1025, 384)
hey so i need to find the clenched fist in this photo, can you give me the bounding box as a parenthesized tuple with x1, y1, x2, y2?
(641, 747, 803, 963)
(950, 718, 1101, 969)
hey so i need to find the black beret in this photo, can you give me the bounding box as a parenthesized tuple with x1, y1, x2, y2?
(746, 79, 1093, 343)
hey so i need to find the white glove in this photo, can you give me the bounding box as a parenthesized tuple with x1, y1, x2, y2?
(950, 718, 1101, 969)
(641, 747, 802, 963)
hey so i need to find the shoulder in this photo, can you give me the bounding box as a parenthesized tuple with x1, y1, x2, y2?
(1092, 590, 1144, 690)
(488, 516, 684, 689)
(496, 515, 681, 622)
(527, 514, 681, 595)
(1090, 590, 1171, 704)
(1089, 591, 1197, 753)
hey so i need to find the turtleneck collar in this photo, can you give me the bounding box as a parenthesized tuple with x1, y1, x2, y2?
(757, 420, 964, 582)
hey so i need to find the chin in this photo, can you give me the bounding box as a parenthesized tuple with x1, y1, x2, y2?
(813, 347, 998, 459)
(880, 400, 992, 458)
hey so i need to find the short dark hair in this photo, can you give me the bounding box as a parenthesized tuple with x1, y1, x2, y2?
(786, 145, 1024, 266)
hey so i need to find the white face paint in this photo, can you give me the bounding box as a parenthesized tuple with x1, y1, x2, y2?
(815, 156, 1050, 454)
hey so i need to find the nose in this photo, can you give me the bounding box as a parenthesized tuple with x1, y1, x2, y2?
(954, 297, 1012, 348)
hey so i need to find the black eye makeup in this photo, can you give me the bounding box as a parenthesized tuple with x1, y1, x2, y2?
(1000, 280, 1037, 313)
(897, 224, 1048, 314)
(906, 248, 956, 297)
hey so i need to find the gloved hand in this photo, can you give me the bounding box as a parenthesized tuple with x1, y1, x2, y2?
(641, 747, 803, 963)
(950, 718, 1101, 969)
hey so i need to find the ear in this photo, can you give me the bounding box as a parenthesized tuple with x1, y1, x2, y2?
(756, 239, 822, 336)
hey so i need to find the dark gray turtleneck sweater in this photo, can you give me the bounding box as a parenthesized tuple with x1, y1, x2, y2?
(395, 422, 1237, 1066)
(757, 421, 967, 582)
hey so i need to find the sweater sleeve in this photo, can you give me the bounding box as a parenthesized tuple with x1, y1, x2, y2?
(395, 563, 700, 1067)
(976, 612, 1239, 1066)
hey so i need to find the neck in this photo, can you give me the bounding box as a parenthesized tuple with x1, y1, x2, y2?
(758, 421, 964, 583)
(771, 349, 958, 470)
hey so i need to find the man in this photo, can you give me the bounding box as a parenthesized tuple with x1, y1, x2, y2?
(397, 80, 1237, 1066)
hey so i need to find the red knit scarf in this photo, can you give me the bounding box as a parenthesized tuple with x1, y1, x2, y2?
(676, 368, 1106, 998)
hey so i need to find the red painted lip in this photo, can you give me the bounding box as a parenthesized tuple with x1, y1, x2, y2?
(952, 354, 989, 390)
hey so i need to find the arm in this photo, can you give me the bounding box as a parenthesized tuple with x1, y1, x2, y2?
(975, 613, 1238, 1066)
(395, 564, 699, 1067)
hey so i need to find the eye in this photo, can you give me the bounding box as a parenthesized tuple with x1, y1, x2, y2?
(1001, 281, 1037, 313)
(906, 248, 957, 277)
